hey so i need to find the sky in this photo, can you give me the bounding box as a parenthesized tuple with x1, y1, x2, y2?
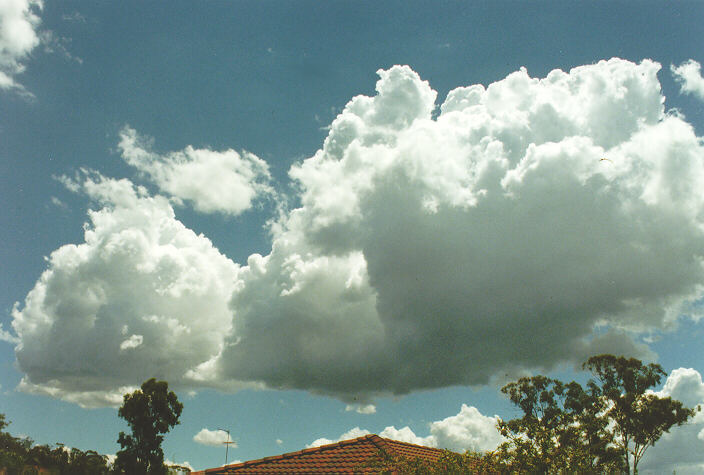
(2, 0, 704, 472)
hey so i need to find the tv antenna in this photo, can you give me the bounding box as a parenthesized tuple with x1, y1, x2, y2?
(218, 428, 235, 466)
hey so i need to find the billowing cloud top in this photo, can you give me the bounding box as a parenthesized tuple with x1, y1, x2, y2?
(10, 59, 704, 406)
(0, 0, 41, 92)
(219, 59, 704, 400)
(308, 404, 503, 452)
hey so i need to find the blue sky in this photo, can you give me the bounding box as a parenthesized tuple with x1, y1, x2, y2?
(2, 1, 704, 472)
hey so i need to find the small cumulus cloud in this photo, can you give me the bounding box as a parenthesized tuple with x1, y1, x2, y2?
(119, 334, 143, 351)
(425, 404, 504, 453)
(118, 126, 274, 216)
(379, 404, 504, 452)
(193, 428, 235, 447)
(672, 60, 704, 101)
(345, 403, 376, 414)
(379, 426, 433, 446)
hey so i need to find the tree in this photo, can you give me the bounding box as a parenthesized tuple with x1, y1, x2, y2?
(496, 376, 568, 471)
(114, 378, 183, 475)
(0, 413, 111, 475)
(584, 354, 695, 474)
(495, 376, 622, 472)
(65, 448, 110, 474)
(0, 414, 33, 474)
(496, 355, 696, 473)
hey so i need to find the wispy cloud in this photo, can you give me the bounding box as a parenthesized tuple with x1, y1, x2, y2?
(61, 11, 86, 23)
(0, 324, 19, 344)
(40, 30, 82, 64)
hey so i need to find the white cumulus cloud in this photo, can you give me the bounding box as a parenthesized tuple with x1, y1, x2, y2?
(345, 403, 376, 414)
(119, 334, 143, 351)
(672, 60, 704, 101)
(426, 404, 504, 452)
(218, 59, 704, 401)
(379, 426, 434, 446)
(11, 59, 704, 408)
(0, 0, 41, 94)
(11, 172, 246, 407)
(118, 126, 273, 216)
(310, 404, 503, 453)
(193, 428, 235, 447)
(377, 405, 503, 452)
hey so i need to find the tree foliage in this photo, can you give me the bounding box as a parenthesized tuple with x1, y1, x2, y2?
(0, 414, 110, 475)
(583, 354, 694, 473)
(359, 448, 491, 474)
(114, 378, 183, 475)
(497, 354, 695, 474)
(495, 375, 623, 472)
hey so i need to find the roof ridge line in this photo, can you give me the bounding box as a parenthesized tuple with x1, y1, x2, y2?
(366, 433, 396, 456)
(380, 436, 446, 452)
(205, 433, 385, 472)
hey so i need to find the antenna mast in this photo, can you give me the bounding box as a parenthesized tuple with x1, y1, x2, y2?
(218, 428, 234, 466)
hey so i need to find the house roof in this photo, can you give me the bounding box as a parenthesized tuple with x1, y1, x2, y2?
(194, 434, 449, 474)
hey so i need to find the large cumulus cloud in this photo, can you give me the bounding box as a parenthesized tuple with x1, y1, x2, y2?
(219, 59, 704, 400)
(9, 58, 704, 406)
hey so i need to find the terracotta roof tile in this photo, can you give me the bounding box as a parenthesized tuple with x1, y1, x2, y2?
(199, 434, 449, 474)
